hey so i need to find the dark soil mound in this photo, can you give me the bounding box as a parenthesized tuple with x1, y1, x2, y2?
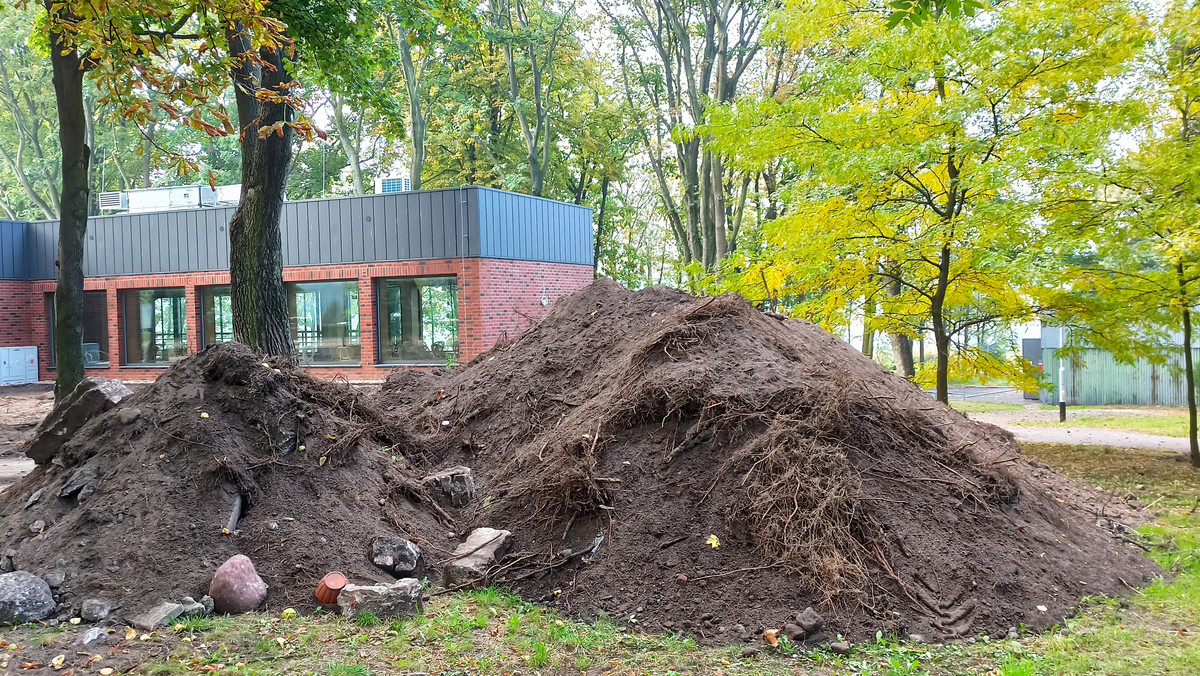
(397, 279, 1158, 642)
(0, 344, 454, 617)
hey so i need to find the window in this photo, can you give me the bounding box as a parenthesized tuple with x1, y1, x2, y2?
(121, 288, 188, 365)
(377, 277, 459, 364)
(199, 286, 234, 345)
(287, 281, 360, 364)
(47, 291, 111, 367)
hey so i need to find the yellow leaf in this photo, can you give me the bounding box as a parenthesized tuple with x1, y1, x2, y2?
(706, 534, 720, 549)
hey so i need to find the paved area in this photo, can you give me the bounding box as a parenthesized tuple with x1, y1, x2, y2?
(970, 404, 1191, 453)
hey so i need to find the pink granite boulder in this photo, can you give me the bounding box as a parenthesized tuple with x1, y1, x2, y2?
(207, 554, 268, 614)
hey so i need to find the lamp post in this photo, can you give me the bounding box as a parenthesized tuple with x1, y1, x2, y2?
(1059, 327, 1068, 423)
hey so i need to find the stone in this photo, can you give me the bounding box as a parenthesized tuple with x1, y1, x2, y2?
(130, 601, 184, 630)
(60, 465, 98, 501)
(830, 641, 852, 655)
(371, 537, 425, 578)
(208, 554, 268, 614)
(80, 627, 106, 645)
(25, 377, 133, 464)
(1006, 627, 1019, 640)
(179, 596, 209, 618)
(24, 487, 45, 509)
(0, 571, 56, 623)
(116, 408, 142, 425)
(443, 527, 512, 587)
(740, 645, 759, 658)
(80, 599, 112, 623)
(782, 623, 805, 641)
(796, 606, 824, 633)
(908, 633, 927, 644)
(0, 556, 11, 573)
(336, 578, 423, 619)
(424, 466, 476, 507)
(29, 519, 45, 535)
(43, 570, 66, 589)
(200, 595, 215, 614)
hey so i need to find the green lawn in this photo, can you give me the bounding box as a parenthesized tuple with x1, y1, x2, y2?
(2, 442, 1197, 675)
(948, 401, 1026, 413)
(1021, 414, 1191, 438)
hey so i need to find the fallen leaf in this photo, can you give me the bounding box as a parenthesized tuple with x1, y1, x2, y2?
(50, 654, 65, 669)
(706, 534, 721, 549)
(763, 629, 779, 647)
(99, 669, 114, 676)
(123, 627, 136, 641)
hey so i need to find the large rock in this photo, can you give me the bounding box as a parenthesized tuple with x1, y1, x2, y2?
(424, 466, 476, 507)
(25, 377, 132, 464)
(129, 602, 184, 630)
(371, 537, 424, 578)
(207, 554, 268, 614)
(336, 578, 423, 619)
(0, 571, 56, 623)
(443, 527, 512, 587)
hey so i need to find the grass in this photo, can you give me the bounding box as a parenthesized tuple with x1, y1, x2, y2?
(1, 443, 1197, 675)
(947, 401, 1027, 413)
(1020, 414, 1192, 438)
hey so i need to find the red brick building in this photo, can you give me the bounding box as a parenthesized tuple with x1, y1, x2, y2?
(0, 187, 594, 383)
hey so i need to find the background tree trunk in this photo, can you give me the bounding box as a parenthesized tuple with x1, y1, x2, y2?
(1179, 262, 1199, 467)
(46, 3, 89, 401)
(398, 37, 425, 191)
(226, 26, 295, 356)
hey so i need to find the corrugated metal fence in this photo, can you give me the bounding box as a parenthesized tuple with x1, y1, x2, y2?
(1040, 348, 1200, 406)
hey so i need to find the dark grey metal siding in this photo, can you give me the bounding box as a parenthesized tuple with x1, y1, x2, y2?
(475, 187, 592, 265)
(0, 221, 27, 279)
(16, 187, 588, 279)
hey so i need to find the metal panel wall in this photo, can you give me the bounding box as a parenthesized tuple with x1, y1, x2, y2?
(0, 221, 27, 279)
(1040, 347, 1200, 406)
(476, 187, 592, 265)
(17, 187, 589, 279)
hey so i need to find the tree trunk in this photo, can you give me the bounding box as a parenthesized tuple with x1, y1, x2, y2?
(397, 37, 425, 191)
(330, 97, 364, 195)
(226, 25, 295, 356)
(593, 175, 610, 275)
(931, 244, 952, 403)
(1180, 261, 1199, 467)
(861, 297, 875, 359)
(46, 2, 89, 401)
(885, 278, 915, 377)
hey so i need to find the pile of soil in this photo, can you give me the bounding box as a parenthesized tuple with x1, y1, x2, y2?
(0, 344, 454, 616)
(0, 281, 1158, 644)
(389, 280, 1159, 641)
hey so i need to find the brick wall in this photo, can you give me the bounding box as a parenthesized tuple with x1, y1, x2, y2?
(0, 280, 37, 349)
(20, 258, 595, 383)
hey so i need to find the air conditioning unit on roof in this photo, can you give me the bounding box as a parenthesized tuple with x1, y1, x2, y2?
(375, 176, 412, 194)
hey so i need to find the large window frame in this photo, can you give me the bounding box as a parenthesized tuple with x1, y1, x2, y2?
(287, 280, 361, 366)
(198, 285, 234, 346)
(120, 288, 189, 366)
(46, 290, 111, 368)
(376, 276, 459, 365)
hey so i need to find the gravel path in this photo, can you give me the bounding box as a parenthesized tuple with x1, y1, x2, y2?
(971, 406, 1191, 452)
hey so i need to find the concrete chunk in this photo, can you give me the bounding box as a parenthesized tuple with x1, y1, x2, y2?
(336, 578, 423, 619)
(25, 377, 132, 464)
(129, 602, 184, 630)
(424, 466, 476, 507)
(443, 527, 512, 587)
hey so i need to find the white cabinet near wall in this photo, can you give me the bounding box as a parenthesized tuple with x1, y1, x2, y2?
(0, 346, 39, 385)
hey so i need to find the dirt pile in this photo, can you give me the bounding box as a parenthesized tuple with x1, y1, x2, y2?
(392, 280, 1159, 641)
(0, 344, 453, 618)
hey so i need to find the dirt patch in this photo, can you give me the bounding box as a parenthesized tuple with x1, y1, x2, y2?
(391, 280, 1159, 642)
(0, 384, 54, 460)
(0, 344, 455, 620)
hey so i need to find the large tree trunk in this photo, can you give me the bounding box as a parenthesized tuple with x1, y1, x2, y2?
(886, 278, 915, 378)
(46, 3, 89, 402)
(931, 244, 952, 403)
(397, 37, 425, 191)
(1180, 261, 1199, 467)
(226, 26, 295, 356)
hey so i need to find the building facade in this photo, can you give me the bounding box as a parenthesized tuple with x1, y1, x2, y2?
(0, 187, 594, 382)
(1038, 327, 1200, 406)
